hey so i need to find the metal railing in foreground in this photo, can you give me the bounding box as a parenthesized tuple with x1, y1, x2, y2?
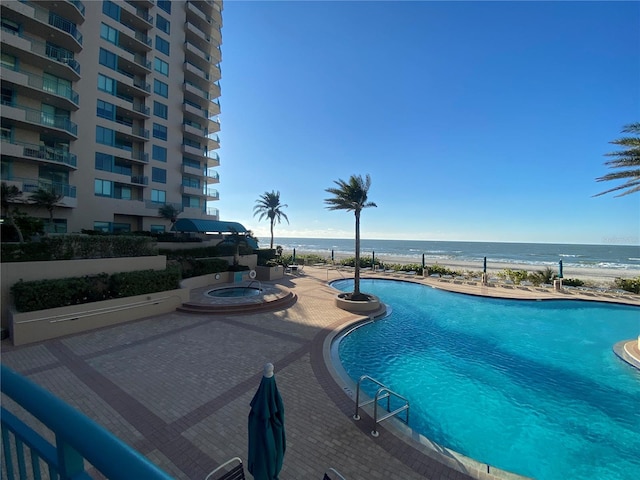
(1, 364, 173, 480)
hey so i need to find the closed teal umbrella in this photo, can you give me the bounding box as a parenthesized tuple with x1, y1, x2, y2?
(248, 363, 286, 480)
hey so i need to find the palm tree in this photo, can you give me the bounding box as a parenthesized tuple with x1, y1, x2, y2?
(324, 174, 377, 300)
(1, 182, 25, 242)
(29, 187, 63, 233)
(253, 191, 289, 249)
(158, 204, 180, 233)
(594, 122, 640, 197)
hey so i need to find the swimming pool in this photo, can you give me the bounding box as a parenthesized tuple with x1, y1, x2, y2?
(206, 286, 262, 298)
(332, 279, 640, 480)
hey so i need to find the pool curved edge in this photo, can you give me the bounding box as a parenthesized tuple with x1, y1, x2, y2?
(613, 339, 640, 370)
(322, 316, 533, 480)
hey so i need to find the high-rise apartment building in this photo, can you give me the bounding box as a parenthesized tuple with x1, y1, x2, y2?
(1, 0, 222, 234)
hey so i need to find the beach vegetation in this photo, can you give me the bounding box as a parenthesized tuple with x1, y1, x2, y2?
(253, 191, 289, 249)
(614, 276, 640, 294)
(561, 278, 585, 287)
(498, 269, 530, 284)
(427, 264, 461, 277)
(528, 267, 556, 286)
(594, 122, 640, 197)
(325, 174, 377, 301)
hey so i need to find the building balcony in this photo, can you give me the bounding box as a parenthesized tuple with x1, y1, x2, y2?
(99, 145, 148, 165)
(182, 123, 207, 141)
(186, 1, 216, 35)
(205, 188, 219, 201)
(0, 28, 80, 80)
(181, 185, 203, 197)
(110, 119, 149, 141)
(1, 103, 77, 139)
(209, 99, 221, 116)
(185, 21, 211, 47)
(204, 170, 219, 184)
(0, 66, 80, 111)
(119, 1, 153, 30)
(183, 81, 209, 102)
(183, 102, 208, 121)
(130, 175, 148, 186)
(37, 0, 86, 24)
(116, 50, 151, 76)
(207, 134, 220, 151)
(184, 61, 210, 83)
(206, 152, 220, 168)
(182, 144, 207, 160)
(206, 206, 220, 219)
(1, 175, 77, 208)
(184, 40, 211, 67)
(181, 163, 204, 177)
(208, 118, 221, 134)
(112, 95, 150, 119)
(3, 1, 82, 52)
(0, 140, 77, 169)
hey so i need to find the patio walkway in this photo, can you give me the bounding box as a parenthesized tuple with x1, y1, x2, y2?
(2, 267, 638, 480)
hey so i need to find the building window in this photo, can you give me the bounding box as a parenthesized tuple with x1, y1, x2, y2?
(150, 225, 165, 233)
(182, 176, 200, 188)
(95, 179, 113, 197)
(157, 0, 171, 14)
(102, 1, 120, 21)
(100, 23, 118, 44)
(156, 15, 170, 34)
(1, 126, 13, 142)
(154, 57, 169, 76)
(93, 221, 110, 232)
(99, 48, 117, 70)
(152, 167, 167, 184)
(1, 53, 17, 70)
(1, 18, 20, 34)
(153, 123, 167, 141)
(95, 152, 114, 171)
(96, 126, 115, 146)
(153, 101, 168, 119)
(155, 36, 170, 55)
(151, 189, 166, 203)
(182, 196, 201, 209)
(182, 157, 200, 169)
(152, 145, 167, 162)
(98, 74, 116, 94)
(153, 79, 168, 98)
(97, 100, 115, 120)
(1, 87, 14, 106)
(114, 185, 132, 200)
(112, 222, 131, 233)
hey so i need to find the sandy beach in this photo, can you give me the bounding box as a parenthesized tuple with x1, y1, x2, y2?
(290, 249, 640, 286)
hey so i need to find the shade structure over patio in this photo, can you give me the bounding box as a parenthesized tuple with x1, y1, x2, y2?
(171, 218, 248, 234)
(248, 363, 286, 480)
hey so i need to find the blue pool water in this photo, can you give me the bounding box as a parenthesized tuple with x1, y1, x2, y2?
(207, 287, 261, 297)
(332, 279, 640, 480)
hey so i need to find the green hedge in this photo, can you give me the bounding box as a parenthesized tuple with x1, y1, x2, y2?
(1, 235, 157, 262)
(11, 269, 180, 312)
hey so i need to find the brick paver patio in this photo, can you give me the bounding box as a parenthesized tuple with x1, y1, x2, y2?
(2, 267, 638, 479)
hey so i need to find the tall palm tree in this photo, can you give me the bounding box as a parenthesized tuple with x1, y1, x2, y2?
(158, 203, 181, 233)
(253, 191, 289, 249)
(324, 174, 377, 300)
(594, 122, 640, 197)
(29, 187, 63, 233)
(1, 182, 25, 243)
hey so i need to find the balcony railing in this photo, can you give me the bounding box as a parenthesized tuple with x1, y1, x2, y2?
(2, 175, 77, 198)
(1, 365, 173, 480)
(1, 27, 81, 74)
(22, 1, 83, 46)
(68, 0, 85, 16)
(1, 139, 77, 168)
(1, 65, 80, 105)
(3, 102, 77, 136)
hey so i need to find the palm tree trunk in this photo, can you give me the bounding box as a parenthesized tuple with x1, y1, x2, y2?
(270, 218, 275, 249)
(7, 210, 24, 243)
(354, 210, 361, 296)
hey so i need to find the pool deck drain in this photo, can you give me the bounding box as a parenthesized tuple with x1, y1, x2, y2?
(1, 266, 638, 480)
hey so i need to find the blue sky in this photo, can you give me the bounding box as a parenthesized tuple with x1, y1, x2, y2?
(214, 1, 640, 245)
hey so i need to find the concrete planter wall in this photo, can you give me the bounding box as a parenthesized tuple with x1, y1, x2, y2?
(9, 288, 189, 346)
(1, 256, 167, 330)
(255, 265, 284, 281)
(335, 293, 382, 314)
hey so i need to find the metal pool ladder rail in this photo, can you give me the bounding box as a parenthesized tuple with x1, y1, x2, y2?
(353, 375, 410, 437)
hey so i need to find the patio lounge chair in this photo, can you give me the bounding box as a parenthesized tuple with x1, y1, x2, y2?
(204, 457, 245, 480)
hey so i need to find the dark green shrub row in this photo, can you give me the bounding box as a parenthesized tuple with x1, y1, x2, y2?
(256, 249, 277, 266)
(1, 235, 157, 262)
(562, 278, 585, 287)
(170, 257, 229, 279)
(11, 269, 180, 312)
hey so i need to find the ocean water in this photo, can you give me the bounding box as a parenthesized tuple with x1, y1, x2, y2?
(273, 237, 640, 272)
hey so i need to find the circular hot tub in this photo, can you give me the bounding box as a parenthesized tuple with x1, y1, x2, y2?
(207, 286, 262, 298)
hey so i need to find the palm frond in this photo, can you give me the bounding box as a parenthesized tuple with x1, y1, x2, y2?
(594, 123, 640, 197)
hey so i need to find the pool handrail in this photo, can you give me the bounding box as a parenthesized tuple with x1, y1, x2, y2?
(352, 374, 410, 437)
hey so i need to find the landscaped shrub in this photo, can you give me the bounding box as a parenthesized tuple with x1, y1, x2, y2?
(11, 274, 111, 312)
(426, 264, 460, 276)
(562, 278, 585, 287)
(11, 269, 181, 312)
(191, 258, 229, 277)
(1, 235, 157, 262)
(109, 269, 181, 298)
(498, 269, 529, 284)
(256, 248, 277, 266)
